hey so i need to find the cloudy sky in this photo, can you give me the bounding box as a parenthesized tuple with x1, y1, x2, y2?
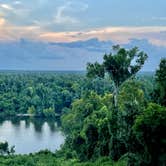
(0, 0, 165, 45)
(0, 0, 166, 70)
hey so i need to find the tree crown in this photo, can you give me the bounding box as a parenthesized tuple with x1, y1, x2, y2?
(87, 46, 148, 87)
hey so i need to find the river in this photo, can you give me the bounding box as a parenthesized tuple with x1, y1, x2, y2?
(0, 117, 65, 154)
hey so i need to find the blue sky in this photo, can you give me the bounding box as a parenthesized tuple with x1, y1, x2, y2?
(0, 0, 166, 44)
(1, 0, 166, 28)
(0, 0, 165, 70)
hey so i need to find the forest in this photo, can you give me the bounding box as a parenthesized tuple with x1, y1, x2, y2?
(0, 71, 112, 118)
(0, 46, 166, 166)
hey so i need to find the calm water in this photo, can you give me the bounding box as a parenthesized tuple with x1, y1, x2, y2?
(0, 118, 65, 154)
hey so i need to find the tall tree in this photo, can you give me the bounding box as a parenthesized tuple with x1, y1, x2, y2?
(87, 46, 148, 160)
(87, 45, 148, 108)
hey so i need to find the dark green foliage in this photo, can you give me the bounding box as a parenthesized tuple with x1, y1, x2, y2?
(0, 72, 112, 117)
(0, 142, 15, 155)
(61, 81, 148, 162)
(86, 46, 148, 161)
(0, 72, 81, 117)
(0, 153, 127, 166)
(152, 58, 166, 106)
(61, 92, 112, 161)
(60, 76, 160, 165)
(133, 103, 166, 166)
(87, 46, 148, 87)
(0, 142, 9, 155)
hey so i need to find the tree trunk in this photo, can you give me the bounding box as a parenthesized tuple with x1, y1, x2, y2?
(113, 83, 118, 110)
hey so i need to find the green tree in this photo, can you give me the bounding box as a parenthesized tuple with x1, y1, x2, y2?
(87, 46, 147, 160)
(0, 142, 9, 155)
(133, 103, 166, 166)
(43, 107, 56, 117)
(27, 106, 36, 115)
(61, 92, 112, 161)
(87, 46, 148, 108)
(0, 142, 15, 155)
(116, 80, 146, 161)
(153, 58, 166, 106)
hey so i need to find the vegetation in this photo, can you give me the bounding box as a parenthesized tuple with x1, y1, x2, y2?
(87, 45, 148, 108)
(0, 72, 112, 117)
(0, 47, 165, 166)
(0, 151, 127, 166)
(133, 103, 166, 165)
(0, 142, 15, 155)
(152, 58, 166, 106)
(87, 45, 148, 160)
(60, 47, 165, 165)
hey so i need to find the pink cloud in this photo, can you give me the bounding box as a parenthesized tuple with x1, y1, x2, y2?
(0, 18, 166, 47)
(39, 26, 166, 46)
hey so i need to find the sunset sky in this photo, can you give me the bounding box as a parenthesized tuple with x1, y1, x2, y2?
(0, 0, 166, 70)
(0, 0, 166, 45)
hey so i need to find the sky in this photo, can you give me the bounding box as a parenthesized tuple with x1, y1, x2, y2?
(0, 0, 166, 70)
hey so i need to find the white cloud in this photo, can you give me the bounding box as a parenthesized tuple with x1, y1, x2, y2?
(0, 17, 166, 47)
(0, 17, 41, 41)
(0, 4, 14, 11)
(54, 2, 78, 24)
(54, 1, 88, 25)
(38, 26, 166, 47)
(0, 2, 31, 23)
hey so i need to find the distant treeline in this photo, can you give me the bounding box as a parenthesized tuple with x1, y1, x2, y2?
(0, 71, 112, 117)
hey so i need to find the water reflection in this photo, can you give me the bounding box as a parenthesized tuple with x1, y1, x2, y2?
(0, 117, 65, 154)
(1, 117, 60, 132)
(11, 118, 21, 126)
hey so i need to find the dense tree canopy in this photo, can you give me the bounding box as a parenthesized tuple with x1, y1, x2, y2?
(0, 72, 112, 117)
(133, 103, 166, 165)
(153, 58, 166, 106)
(86, 46, 148, 162)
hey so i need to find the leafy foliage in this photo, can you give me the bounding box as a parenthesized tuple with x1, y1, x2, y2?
(0, 72, 112, 117)
(86, 46, 148, 161)
(133, 103, 166, 165)
(152, 58, 166, 106)
(87, 46, 148, 87)
(0, 142, 15, 155)
(61, 92, 112, 161)
(0, 152, 127, 166)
